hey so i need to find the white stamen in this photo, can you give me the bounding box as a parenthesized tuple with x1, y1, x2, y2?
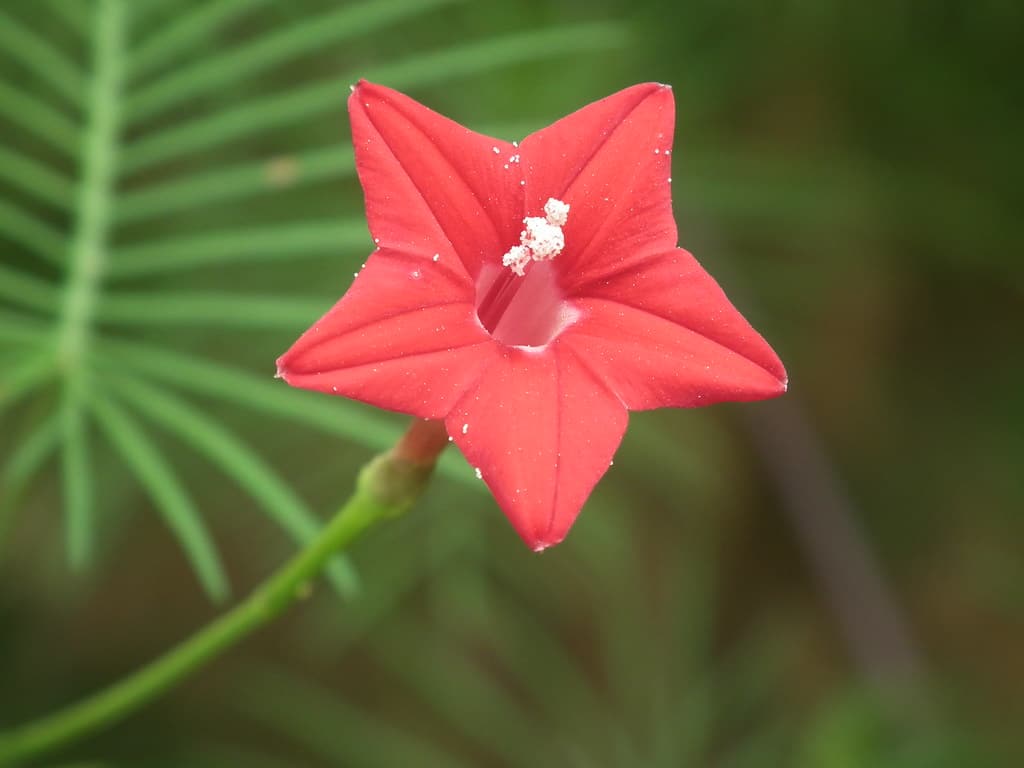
(521, 216, 564, 261)
(462, 423, 469, 434)
(543, 197, 570, 226)
(432, 253, 440, 262)
(654, 148, 660, 154)
(492, 146, 500, 154)
(501, 244, 531, 276)
(512, 140, 519, 147)
(474, 467, 483, 479)
(499, 197, 571, 276)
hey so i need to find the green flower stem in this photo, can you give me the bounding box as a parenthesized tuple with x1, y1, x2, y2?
(0, 420, 449, 767)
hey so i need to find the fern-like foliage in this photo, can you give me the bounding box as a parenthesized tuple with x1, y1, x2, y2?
(215, 462, 793, 768)
(0, 0, 627, 600)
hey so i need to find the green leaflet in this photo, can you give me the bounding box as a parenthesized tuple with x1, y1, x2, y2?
(104, 371, 359, 597)
(0, 0, 619, 602)
(89, 391, 231, 602)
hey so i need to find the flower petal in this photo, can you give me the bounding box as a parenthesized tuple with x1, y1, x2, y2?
(519, 83, 677, 286)
(447, 345, 627, 551)
(277, 250, 496, 418)
(350, 80, 525, 280)
(561, 248, 787, 409)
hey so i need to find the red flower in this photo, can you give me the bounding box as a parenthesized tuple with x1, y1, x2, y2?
(277, 81, 786, 551)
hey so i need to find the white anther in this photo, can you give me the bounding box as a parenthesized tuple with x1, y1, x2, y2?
(521, 216, 564, 261)
(543, 197, 570, 227)
(500, 197, 570, 276)
(501, 244, 531, 276)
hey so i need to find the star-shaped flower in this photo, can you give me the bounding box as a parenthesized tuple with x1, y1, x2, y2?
(277, 81, 787, 551)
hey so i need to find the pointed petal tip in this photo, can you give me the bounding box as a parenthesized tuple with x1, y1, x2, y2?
(760, 368, 789, 399)
(524, 521, 569, 553)
(347, 78, 373, 104)
(529, 533, 564, 553)
(768, 356, 789, 395)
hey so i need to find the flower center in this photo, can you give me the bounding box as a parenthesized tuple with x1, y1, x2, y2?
(476, 197, 579, 348)
(501, 197, 570, 276)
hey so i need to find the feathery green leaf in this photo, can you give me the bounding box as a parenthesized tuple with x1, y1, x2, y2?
(0, 309, 49, 345)
(0, 146, 74, 210)
(0, 263, 61, 315)
(116, 119, 538, 224)
(362, 21, 629, 90)
(108, 220, 369, 278)
(0, 412, 61, 545)
(44, 0, 92, 36)
(105, 372, 359, 597)
(236, 666, 475, 768)
(372, 614, 541, 765)
(0, 80, 79, 156)
(127, 0, 463, 123)
(129, 0, 269, 81)
(0, 200, 66, 266)
(95, 337, 482, 491)
(98, 291, 329, 330)
(0, 8, 86, 108)
(90, 392, 231, 602)
(0, 352, 54, 412)
(121, 23, 627, 174)
(95, 337, 396, 450)
(117, 147, 353, 224)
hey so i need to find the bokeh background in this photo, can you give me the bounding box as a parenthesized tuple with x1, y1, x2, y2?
(1, 0, 1021, 766)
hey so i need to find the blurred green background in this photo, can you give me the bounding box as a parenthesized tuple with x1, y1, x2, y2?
(1, 0, 1021, 765)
